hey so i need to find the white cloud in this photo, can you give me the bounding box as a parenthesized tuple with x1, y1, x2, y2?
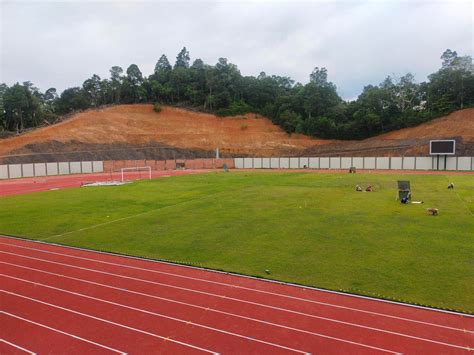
(1, 0, 472, 99)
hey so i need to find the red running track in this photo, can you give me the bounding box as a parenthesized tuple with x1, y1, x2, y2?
(0, 170, 209, 197)
(1, 236, 473, 354)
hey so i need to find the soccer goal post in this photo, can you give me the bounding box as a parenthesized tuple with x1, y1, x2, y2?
(120, 166, 152, 182)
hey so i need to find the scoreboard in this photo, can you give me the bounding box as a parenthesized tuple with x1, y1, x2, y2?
(430, 140, 456, 155)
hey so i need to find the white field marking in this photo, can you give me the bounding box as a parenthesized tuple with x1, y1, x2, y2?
(0, 339, 36, 355)
(1, 312, 125, 354)
(0, 273, 307, 354)
(1, 237, 472, 320)
(0, 242, 469, 333)
(0, 251, 471, 351)
(448, 178, 474, 217)
(40, 190, 239, 241)
(0, 263, 398, 354)
(1, 290, 217, 354)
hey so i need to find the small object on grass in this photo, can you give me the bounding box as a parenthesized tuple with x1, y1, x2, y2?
(448, 183, 454, 189)
(365, 185, 373, 192)
(355, 185, 362, 192)
(265, 269, 271, 274)
(427, 208, 438, 216)
(349, 167, 356, 173)
(411, 201, 424, 204)
(400, 197, 409, 204)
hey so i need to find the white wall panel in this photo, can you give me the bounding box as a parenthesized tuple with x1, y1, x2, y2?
(253, 158, 262, 169)
(82, 161, 93, 173)
(70, 161, 81, 174)
(391, 157, 402, 170)
(280, 157, 290, 169)
(47, 162, 58, 175)
(270, 157, 279, 169)
(58, 162, 70, 175)
(234, 158, 244, 169)
(415, 157, 432, 170)
(92, 161, 104, 173)
(262, 158, 270, 169)
(9, 164, 22, 178)
(243, 158, 253, 168)
(445, 156, 457, 171)
(341, 157, 352, 169)
(0, 165, 9, 179)
(320, 157, 330, 169)
(364, 157, 376, 169)
(376, 157, 390, 170)
(329, 157, 341, 169)
(22, 164, 34, 177)
(34, 163, 46, 176)
(352, 157, 364, 169)
(289, 158, 299, 169)
(402, 157, 415, 170)
(299, 157, 309, 169)
(308, 157, 319, 169)
(457, 157, 471, 171)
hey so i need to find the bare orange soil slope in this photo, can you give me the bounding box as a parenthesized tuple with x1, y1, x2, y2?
(0, 105, 329, 160)
(0, 105, 473, 162)
(374, 108, 474, 140)
(304, 108, 474, 156)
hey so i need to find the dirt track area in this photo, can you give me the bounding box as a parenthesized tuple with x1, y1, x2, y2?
(0, 105, 473, 163)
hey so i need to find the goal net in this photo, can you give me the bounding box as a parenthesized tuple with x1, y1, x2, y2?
(120, 166, 152, 182)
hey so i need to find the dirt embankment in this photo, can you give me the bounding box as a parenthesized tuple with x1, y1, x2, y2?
(0, 105, 333, 163)
(0, 105, 473, 163)
(305, 108, 474, 157)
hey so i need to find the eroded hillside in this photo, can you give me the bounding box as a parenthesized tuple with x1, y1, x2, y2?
(0, 105, 473, 163)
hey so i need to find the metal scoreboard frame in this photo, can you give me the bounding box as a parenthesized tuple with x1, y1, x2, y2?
(429, 140, 456, 156)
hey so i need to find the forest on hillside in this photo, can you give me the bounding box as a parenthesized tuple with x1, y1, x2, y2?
(0, 48, 473, 140)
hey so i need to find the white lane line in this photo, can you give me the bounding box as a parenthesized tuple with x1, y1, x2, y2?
(1, 312, 125, 354)
(0, 339, 36, 355)
(4, 238, 472, 321)
(0, 241, 469, 333)
(1, 268, 397, 355)
(0, 252, 470, 351)
(1, 290, 217, 354)
(0, 273, 307, 354)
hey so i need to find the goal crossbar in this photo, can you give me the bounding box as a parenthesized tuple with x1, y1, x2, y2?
(120, 166, 152, 182)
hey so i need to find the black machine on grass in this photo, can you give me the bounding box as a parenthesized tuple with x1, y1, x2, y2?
(397, 180, 411, 203)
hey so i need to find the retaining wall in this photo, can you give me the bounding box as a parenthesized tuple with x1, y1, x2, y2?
(233, 156, 474, 172)
(1, 158, 235, 179)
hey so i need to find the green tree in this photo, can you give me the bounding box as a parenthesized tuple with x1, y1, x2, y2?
(0, 83, 8, 129)
(82, 74, 102, 107)
(152, 54, 172, 84)
(174, 47, 190, 69)
(109, 66, 123, 103)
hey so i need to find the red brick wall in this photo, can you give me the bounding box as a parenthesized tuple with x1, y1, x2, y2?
(103, 158, 235, 172)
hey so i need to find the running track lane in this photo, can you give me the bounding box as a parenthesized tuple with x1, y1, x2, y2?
(0, 236, 473, 354)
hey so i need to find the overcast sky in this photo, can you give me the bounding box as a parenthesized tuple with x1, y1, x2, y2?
(1, 0, 472, 100)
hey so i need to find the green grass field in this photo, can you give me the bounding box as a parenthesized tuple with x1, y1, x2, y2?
(1, 171, 473, 312)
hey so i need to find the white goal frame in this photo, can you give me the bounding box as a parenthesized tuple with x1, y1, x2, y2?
(120, 166, 152, 182)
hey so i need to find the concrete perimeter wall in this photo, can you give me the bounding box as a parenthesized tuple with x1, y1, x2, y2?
(233, 156, 474, 172)
(3, 156, 472, 180)
(0, 158, 235, 179)
(0, 161, 104, 179)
